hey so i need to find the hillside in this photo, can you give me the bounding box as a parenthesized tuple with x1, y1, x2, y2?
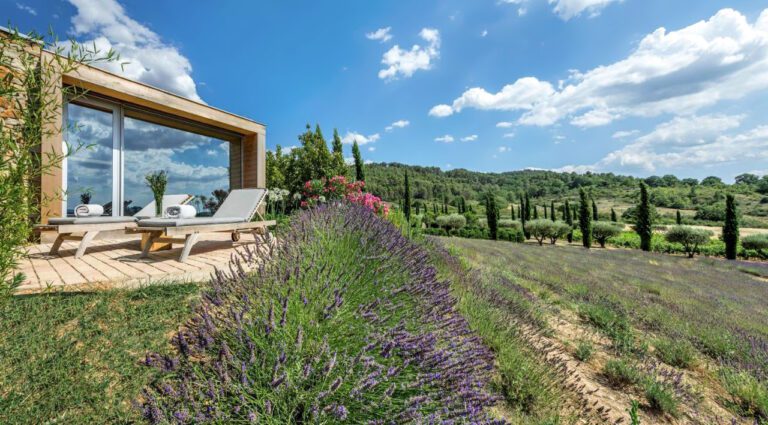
(437, 236, 768, 424)
(365, 163, 768, 227)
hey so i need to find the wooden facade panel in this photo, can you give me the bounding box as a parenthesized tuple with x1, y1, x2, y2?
(229, 138, 242, 190)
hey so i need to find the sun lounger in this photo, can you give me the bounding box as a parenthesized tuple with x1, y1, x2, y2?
(35, 194, 192, 258)
(134, 188, 275, 263)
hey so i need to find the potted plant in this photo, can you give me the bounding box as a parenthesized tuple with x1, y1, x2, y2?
(145, 171, 168, 217)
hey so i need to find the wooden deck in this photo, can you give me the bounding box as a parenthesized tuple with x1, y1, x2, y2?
(15, 234, 264, 294)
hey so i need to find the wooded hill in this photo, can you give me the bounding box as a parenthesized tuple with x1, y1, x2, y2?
(364, 162, 768, 227)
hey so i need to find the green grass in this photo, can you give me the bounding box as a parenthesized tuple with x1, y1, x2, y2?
(643, 380, 679, 417)
(0, 283, 199, 424)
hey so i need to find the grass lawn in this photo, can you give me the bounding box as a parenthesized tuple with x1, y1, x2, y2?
(0, 283, 199, 424)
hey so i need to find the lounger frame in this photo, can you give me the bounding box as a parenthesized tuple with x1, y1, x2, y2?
(133, 189, 274, 262)
(34, 222, 138, 258)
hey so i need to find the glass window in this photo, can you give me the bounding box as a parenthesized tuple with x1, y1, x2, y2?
(65, 103, 114, 216)
(123, 117, 230, 217)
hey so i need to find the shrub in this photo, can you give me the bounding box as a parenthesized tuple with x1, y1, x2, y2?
(603, 359, 641, 387)
(664, 226, 713, 258)
(643, 380, 679, 417)
(742, 234, 768, 251)
(138, 204, 499, 423)
(574, 340, 594, 362)
(654, 338, 696, 369)
(694, 204, 726, 221)
(591, 221, 622, 248)
(498, 219, 522, 229)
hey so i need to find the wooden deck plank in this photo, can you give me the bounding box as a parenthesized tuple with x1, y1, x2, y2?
(13, 233, 258, 294)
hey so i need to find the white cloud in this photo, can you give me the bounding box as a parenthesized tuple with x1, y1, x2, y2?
(612, 129, 640, 139)
(341, 131, 380, 145)
(378, 28, 440, 80)
(16, 3, 37, 15)
(429, 104, 453, 118)
(431, 8, 768, 130)
(67, 0, 202, 102)
(503, 132, 516, 138)
(445, 163, 453, 169)
(385, 119, 410, 131)
(429, 77, 555, 118)
(435, 135, 455, 143)
(368, 146, 376, 152)
(461, 135, 478, 142)
(549, 0, 622, 21)
(496, 121, 514, 128)
(481, 29, 488, 37)
(366, 27, 393, 43)
(498, 146, 510, 153)
(560, 114, 768, 173)
(501, 0, 619, 20)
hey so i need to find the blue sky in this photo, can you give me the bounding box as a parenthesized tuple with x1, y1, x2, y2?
(8, 0, 768, 182)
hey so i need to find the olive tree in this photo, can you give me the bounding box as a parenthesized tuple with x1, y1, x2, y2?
(436, 214, 466, 234)
(591, 221, 622, 248)
(526, 219, 570, 245)
(665, 226, 713, 258)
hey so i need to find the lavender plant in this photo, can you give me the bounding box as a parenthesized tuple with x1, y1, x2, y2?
(138, 203, 503, 423)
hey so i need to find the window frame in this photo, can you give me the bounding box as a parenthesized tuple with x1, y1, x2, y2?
(63, 94, 243, 217)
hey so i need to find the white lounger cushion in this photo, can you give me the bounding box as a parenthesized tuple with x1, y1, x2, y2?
(48, 216, 138, 225)
(213, 189, 267, 219)
(138, 217, 245, 227)
(134, 194, 193, 218)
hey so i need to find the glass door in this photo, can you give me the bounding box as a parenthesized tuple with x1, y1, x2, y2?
(63, 99, 121, 216)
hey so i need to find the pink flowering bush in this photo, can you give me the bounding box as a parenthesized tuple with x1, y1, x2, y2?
(301, 176, 388, 216)
(347, 192, 389, 217)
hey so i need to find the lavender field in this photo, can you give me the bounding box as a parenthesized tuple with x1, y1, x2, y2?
(441, 237, 768, 423)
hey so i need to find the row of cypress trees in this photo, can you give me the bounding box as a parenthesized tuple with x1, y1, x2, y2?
(403, 171, 740, 259)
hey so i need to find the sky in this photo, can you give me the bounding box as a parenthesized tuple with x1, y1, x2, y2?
(7, 0, 768, 182)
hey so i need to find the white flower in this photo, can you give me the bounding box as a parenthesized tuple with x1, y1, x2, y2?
(318, 195, 326, 203)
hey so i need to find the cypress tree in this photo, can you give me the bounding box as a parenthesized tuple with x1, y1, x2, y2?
(524, 194, 531, 221)
(610, 208, 617, 222)
(520, 196, 529, 239)
(533, 205, 539, 219)
(550, 201, 556, 222)
(403, 170, 412, 222)
(331, 128, 346, 176)
(486, 193, 499, 240)
(676, 210, 682, 225)
(592, 199, 598, 221)
(415, 202, 420, 215)
(352, 141, 365, 182)
(579, 188, 592, 248)
(433, 203, 437, 215)
(636, 182, 653, 251)
(511, 204, 516, 220)
(565, 200, 574, 243)
(723, 194, 739, 260)
(543, 205, 547, 219)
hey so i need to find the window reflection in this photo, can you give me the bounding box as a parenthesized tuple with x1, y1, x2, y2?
(65, 103, 113, 216)
(123, 117, 230, 217)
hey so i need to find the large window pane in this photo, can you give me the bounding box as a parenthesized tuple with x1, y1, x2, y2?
(123, 117, 230, 217)
(65, 103, 114, 216)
